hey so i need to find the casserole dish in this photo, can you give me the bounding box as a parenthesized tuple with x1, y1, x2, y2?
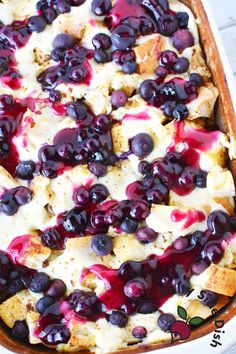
(0, 0, 235, 353)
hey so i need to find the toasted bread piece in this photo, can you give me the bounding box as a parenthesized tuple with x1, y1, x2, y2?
(197, 264, 236, 297)
(0, 290, 32, 328)
(187, 295, 230, 319)
(134, 36, 164, 75)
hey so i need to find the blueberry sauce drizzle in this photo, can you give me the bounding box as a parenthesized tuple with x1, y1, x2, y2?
(106, 0, 178, 37)
(1, 209, 235, 345)
(41, 196, 150, 249)
(0, 21, 31, 89)
(84, 218, 233, 314)
(127, 121, 219, 200)
(37, 45, 93, 92)
(37, 106, 116, 178)
(140, 77, 198, 112)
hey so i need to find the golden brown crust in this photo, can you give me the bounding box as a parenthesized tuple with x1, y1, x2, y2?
(200, 264, 236, 296)
(0, 292, 29, 328)
(134, 36, 164, 75)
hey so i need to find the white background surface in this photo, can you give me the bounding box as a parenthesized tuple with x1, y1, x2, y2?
(0, 1, 235, 354)
(209, 0, 236, 85)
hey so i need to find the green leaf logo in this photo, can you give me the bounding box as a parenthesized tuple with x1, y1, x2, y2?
(177, 306, 187, 320)
(189, 316, 204, 326)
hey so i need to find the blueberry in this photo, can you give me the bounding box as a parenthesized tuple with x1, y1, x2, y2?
(230, 216, 236, 232)
(63, 207, 87, 233)
(195, 171, 207, 188)
(88, 162, 107, 177)
(171, 30, 194, 51)
(44, 324, 70, 344)
(111, 24, 136, 50)
(130, 201, 149, 220)
(90, 210, 107, 231)
(158, 14, 178, 36)
(138, 161, 151, 175)
(0, 140, 9, 158)
(0, 278, 7, 292)
(36, 295, 55, 314)
(158, 313, 176, 332)
(14, 187, 32, 206)
(0, 252, 12, 279)
(0, 94, 14, 112)
(173, 236, 189, 250)
(92, 33, 111, 50)
(124, 278, 146, 299)
(172, 264, 190, 295)
(75, 187, 91, 206)
(207, 210, 231, 236)
(43, 8, 57, 24)
(160, 50, 178, 68)
(29, 272, 50, 293)
(69, 66, 88, 82)
(119, 261, 142, 280)
(138, 301, 156, 314)
(53, 33, 76, 50)
(173, 57, 189, 73)
(108, 310, 128, 328)
(91, 234, 112, 256)
(94, 114, 111, 133)
(162, 100, 177, 117)
(94, 49, 110, 63)
(0, 193, 18, 216)
(139, 79, 158, 101)
(67, 101, 87, 121)
(85, 137, 99, 153)
(15, 160, 36, 180)
(41, 228, 63, 250)
(136, 227, 157, 243)
(69, 290, 99, 317)
(28, 16, 47, 33)
(49, 89, 62, 102)
(45, 279, 66, 298)
(12, 320, 29, 339)
(0, 58, 8, 75)
(56, 0, 71, 13)
(176, 12, 189, 29)
(8, 278, 25, 295)
(191, 259, 209, 275)
(156, 66, 168, 79)
(51, 48, 65, 62)
(90, 184, 108, 203)
(190, 231, 207, 246)
(111, 90, 127, 108)
(122, 60, 137, 74)
(91, 0, 112, 16)
(199, 290, 218, 308)
(189, 73, 203, 87)
(202, 243, 224, 263)
(132, 326, 147, 339)
(131, 133, 154, 157)
(120, 218, 138, 234)
(172, 104, 189, 120)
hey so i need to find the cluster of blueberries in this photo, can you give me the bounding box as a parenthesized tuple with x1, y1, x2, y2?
(0, 187, 32, 216)
(127, 152, 208, 206)
(140, 72, 202, 121)
(40, 183, 154, 252)
(1, 208, 234, 344)
(37, 100, 115, 178)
